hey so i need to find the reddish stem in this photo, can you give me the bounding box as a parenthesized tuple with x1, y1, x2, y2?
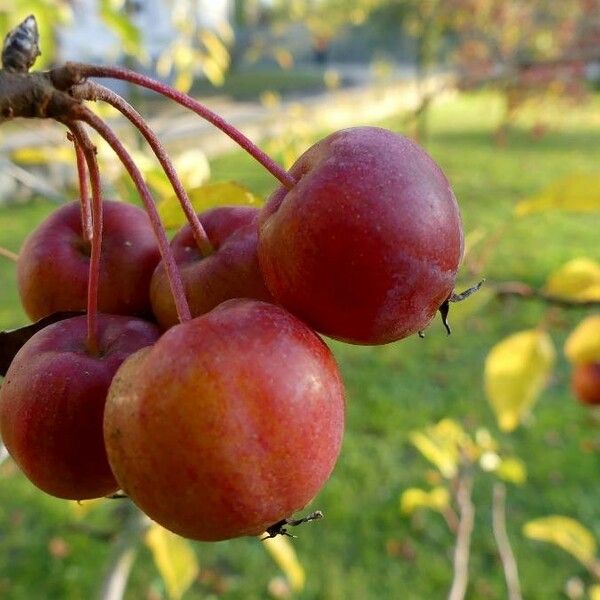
(69, 63, 296, 190)
(71, 134, 94, 242)
(75, 107, 192, 323)
(67, 122, 102, 356)
(74, 81, 213, 256)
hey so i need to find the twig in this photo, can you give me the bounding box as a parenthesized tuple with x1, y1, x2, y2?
(67, 130, 93, 241)
(492, 483, 523, 600)
(0, 246, 18, 262)
(447, 471, 475, 600)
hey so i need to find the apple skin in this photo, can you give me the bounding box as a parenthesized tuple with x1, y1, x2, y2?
(17, 200, 161, 321)
(104, 299, 345, 541)
(258, 126, 464, 345)
(150, 206, 274, 329)
(572, 363, 600, 405)
(0, 314, 160, 500)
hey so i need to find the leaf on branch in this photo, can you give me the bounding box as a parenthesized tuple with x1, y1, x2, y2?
(400, 486, 450, 515)
(515, 173, 600, 216)
(495, 457, 527, 485)
(409, 419, 474, 478)
(523, 516, 597, 566)
(261, 535, 305, 592)
(158, 181, 262, 229)
(544, 258, 600, 302)
(564, 315, 600, 364)
(99, 0, 144, 59)
(484, 329, 555, 432)
(0, 311, 84, 377)
(145, 523, 199, 600)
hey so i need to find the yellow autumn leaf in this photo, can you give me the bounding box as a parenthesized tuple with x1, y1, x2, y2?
(145, 524, 199, 600)
(409, 419, 470, 478)
(262, 535, 305, 592)
(158, 181, 262, 229)
(589, 584, 600, 600)
(485, 329, 555, 432)
(515, 173, 600, 216)
(70, 498, 104, 519)
(400, 486, 450, 515)
(544, 258, 600, 302)
(11, 146, 74, 165)
(496, 457, 527, 485)
(565, 315, 600, 364)
(523, 516, 597, 566)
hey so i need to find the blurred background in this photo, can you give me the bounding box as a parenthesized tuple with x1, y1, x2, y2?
(1, 1, 600, 599)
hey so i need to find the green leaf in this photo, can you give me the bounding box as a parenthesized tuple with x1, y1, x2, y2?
(544, 258, 600, 302)
(262, 535, 305, 592)
(564, 315, 600, 364)
(523, 516, 597, 566)
(484, 329, 555, 432)
(158, 181, 262, 229)
(145, 523, 199, 600)
(515, 173, 600, 215)
(99, 0, 143, 57)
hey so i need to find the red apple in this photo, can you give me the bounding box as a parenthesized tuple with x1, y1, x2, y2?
(0, 314, 160, 499)
(258, 126, 464, 345)
(17, 200, 161, 320)
(104, 299, 345, 541)
(572, 363, 600, 405)
(150, 205, 274, 328)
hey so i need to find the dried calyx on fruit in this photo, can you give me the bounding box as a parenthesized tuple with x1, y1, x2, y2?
(0, 15, 480, 541)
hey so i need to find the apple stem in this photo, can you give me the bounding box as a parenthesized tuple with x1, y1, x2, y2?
(75, 107, 192, 323)
(68, 63, 297, 191)
(68, 131, 93, 242)
(67, 122, 102, 356)
(72, 81, 214, 257)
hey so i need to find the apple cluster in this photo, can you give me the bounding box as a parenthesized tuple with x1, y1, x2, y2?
(0, 126, 463, 541)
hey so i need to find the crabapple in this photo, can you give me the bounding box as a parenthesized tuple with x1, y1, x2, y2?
(17, 200, 160, 320)
(104, 299, 345, 541)
(150, 206, 273, 328)
(572, 363, 600, 406)
(0, 314, 160, 499)
(258, 126, 464, 345)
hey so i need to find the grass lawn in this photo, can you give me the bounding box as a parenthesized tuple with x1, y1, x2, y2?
(0, 91, 599, 599)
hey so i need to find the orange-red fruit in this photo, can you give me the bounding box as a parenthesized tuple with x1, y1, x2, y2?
(104, 299, 345, 541)
(572, 363, 600, 405)
(0, 314, 160, 499)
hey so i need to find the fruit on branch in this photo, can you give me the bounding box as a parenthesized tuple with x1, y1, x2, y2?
(0, 314, 160, 500)
(17, 200, 161, 320)
(150, 206, 274, 328)
(572, 363, 600, 405)
(104, 299, 345, 541)
(258, 126, 464, 345)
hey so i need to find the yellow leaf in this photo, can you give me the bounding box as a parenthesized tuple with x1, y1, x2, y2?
(515, 173, 600, 216)
(400, 486, 450, 515)
(496, 457, 527, 485)
(544, 258, 600, 302)
(70, 498, 103, 519)
(11, 146, 74, 165)
(409, 419, 470, 478)
(564, 315, 600, 364)
(262, 535, 305, 592)
(484, 329, 555, 432)
(158, 182, 262, 229)
(589, 584, 600, 600)
(273, 47, 294, 70)
(523, 516, 597, 566)
(145, 523, 199, 600)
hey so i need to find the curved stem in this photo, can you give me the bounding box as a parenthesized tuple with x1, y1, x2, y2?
(75, 107, 191, 323)
(68, 63, 296, 190)
(69, 131, 93, 242)
(73, 81, 213, 256)
(67, 122, 103, 356)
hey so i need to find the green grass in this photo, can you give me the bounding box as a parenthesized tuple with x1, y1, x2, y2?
(1, 91, 600, 599)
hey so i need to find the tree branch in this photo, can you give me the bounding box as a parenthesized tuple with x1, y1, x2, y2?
(447, 472, 475, 600)
(492, 483, 522, 600)
(493, 281, 600, 308)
